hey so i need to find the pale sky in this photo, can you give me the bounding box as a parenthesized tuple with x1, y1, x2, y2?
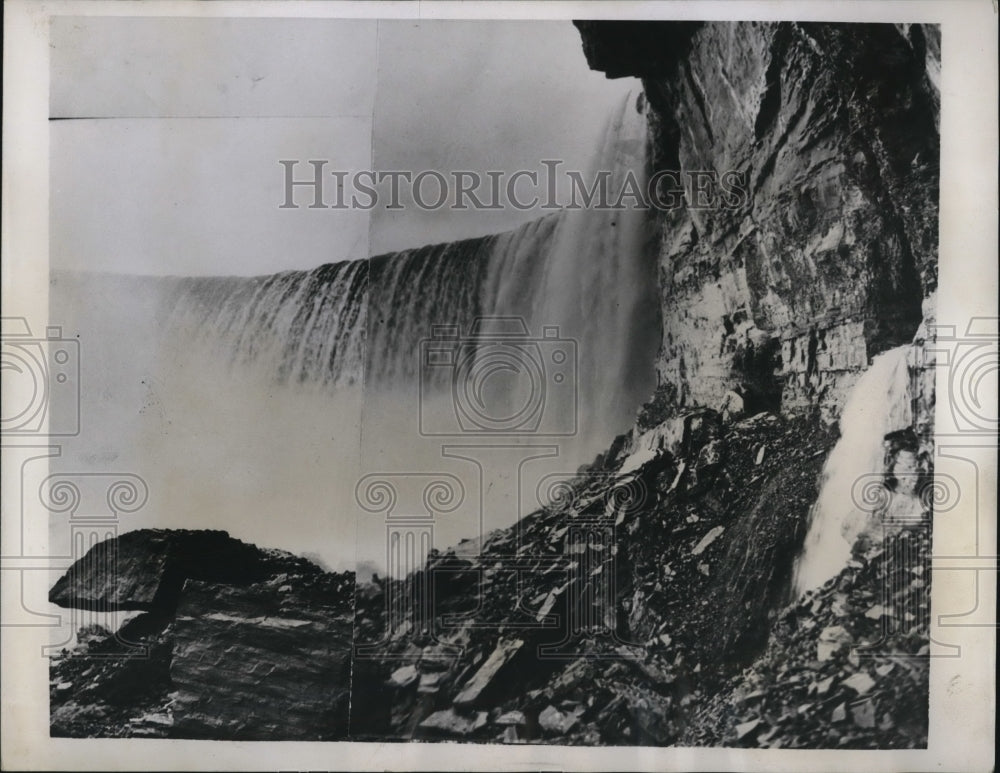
(50, 16, 636, 275)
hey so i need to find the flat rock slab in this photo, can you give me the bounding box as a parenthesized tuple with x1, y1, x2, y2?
(419, 708, 487, 736)
(692, 526, 725, 556)
(453, 638, 524, 707)
(48, 529, 321, 612)
(169, 576, 353, 741)
(538, 704, 580, 735)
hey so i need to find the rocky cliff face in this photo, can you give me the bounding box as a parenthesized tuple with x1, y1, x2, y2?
(48, 20, 939, 749)
(340, 20, 939, 748)
(348, 407, 929, 746)
(576, 21, 939, 420)
(49, 530, 354, 739)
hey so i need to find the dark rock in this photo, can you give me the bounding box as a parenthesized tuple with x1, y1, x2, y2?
(48, 529, 319, 613)
(573, 21, 702, 79)
(453, 638, 524, 707)
(49, 530, 354, 741)
(575, 22, 937, 420)
(169, 572, 354, 741)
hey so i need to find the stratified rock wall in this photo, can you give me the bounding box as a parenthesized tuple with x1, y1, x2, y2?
(170, 573, 354, 740)
(48, 530, 355, 740)
(576, 21, 939, 419)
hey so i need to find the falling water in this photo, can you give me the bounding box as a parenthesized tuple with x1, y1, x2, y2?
(792, 345, 915, 595)
(49, 92, 659, 571)
(160, 91, 657, 441)
(163, 261, 368, 390)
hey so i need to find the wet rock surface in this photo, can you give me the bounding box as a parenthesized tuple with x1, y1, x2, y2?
(578, 21, 938, 420)
(48, 410, 931, 747)
(49, 530, 354, 739)
(47, 20, 938, 749)
(349, 408, 930, 747)
(683, 528, 931, 748)
(49, 528, 322, 612)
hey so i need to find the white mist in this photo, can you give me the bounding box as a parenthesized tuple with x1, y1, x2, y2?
(792, 344, 914, 595)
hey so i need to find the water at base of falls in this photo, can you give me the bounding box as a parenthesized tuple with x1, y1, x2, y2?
(792, 344, 917, 596)
(48, 91, 660, 574)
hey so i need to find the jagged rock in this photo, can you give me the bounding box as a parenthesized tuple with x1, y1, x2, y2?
(682, 528, 931, 748)
(419, 645, 456, 671)
(538, 705, 580, 736)
(418, 672, 445, 694)
(580, 22, 937, 418)
(842, 672, 876, 696)
(389, 665, 419, 688)
(851, 699, 876, 728)
(51, 701, 111, 737)
(47, 533, 356, 740)
(535, 590, 560, 621)
(817, 625, 851, 661)
(419, 709, 488, 737)
(574, 21, 702, 78)
(618, 415, 685, 474)
(48, 529, 318, 613)
(128, 711, 174, 737)
(453, 638, 523, 707)
(169, 572, 354, 740)
(495, 710, 526, 726)
(720, 390, 746, 422)
(628, 691, 674, 744)
(735, 718, 762, 740)
(692, 526, 725, 556)
(695, 439, 726, 476)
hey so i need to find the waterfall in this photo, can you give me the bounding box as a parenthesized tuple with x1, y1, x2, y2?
(162, 261, 368, 390)
(792, 344, 915, 595)
(50, 91, 660, 571)
(162, 91, 657, 444)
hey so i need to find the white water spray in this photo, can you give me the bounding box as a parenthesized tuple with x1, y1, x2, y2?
(49, 91, 659, 572)
(792, 344, 915, 595)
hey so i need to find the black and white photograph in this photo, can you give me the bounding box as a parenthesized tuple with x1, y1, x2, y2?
(1, 1, 996, 771)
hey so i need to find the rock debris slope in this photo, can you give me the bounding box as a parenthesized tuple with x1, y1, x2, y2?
(49, 21, 938, 747)
(49, 530, 354, 739)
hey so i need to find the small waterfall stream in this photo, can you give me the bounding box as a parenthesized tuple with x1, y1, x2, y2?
(792, 344, 915, 595)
